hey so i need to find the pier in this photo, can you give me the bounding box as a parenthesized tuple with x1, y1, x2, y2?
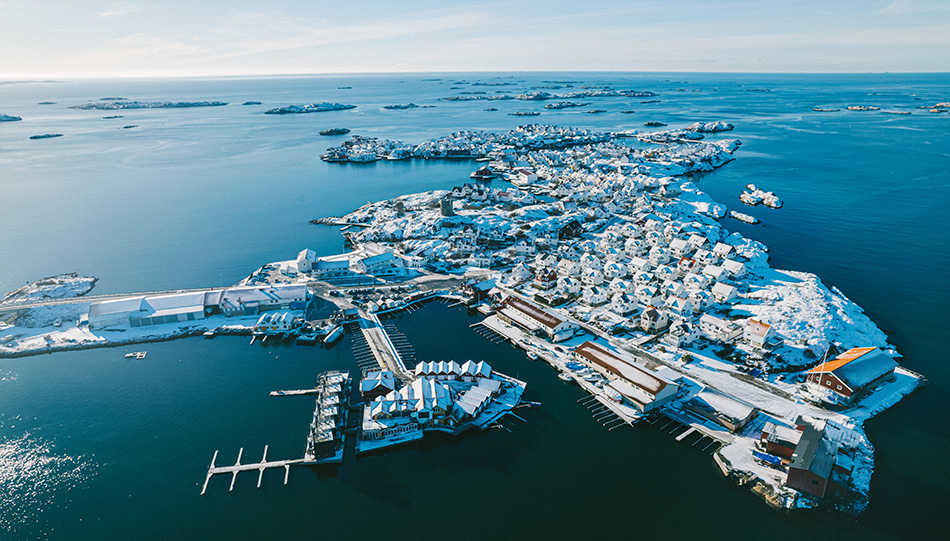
(200, 446, 306, 495)
(359, 314, 410, 380)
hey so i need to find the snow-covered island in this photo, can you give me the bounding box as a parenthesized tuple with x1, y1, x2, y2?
(443, 89, 657, 101)
(264, 103, 356, 114)
(0, 113, 22, 122)
(0, 122, 923, 514)
(69, 101, 228, 110)
(311, 122, 923, 513)
(1, 273, 97, 306)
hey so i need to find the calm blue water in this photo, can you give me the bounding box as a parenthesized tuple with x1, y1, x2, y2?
(1, 73, 948, 539)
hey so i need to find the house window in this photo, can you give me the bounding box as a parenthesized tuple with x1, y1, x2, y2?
(811, 479, 819, 485)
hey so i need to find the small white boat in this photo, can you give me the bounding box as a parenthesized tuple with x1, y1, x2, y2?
(527, 351, 538, 360)
(124, 351, 147, 359)
(557, 372, 573, 382)
(323, 324, 344, 344)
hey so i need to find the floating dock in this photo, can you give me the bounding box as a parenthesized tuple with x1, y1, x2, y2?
(200, 446, 306, 495)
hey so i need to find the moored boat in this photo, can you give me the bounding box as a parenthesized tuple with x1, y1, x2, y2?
(323, 324, 344, 344)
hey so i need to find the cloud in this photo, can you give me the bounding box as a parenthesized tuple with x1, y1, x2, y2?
(98, 4, 146, 18)
(879, 0, 950, 15)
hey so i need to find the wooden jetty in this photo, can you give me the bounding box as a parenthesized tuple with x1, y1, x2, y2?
(200, 446, 306, 495)
(270, 388, 320, 397)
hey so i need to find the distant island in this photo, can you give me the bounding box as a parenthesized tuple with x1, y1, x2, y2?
(70, 101, 227, 110)
(0, 113, 22, 122)
(264, 103, 356, 114)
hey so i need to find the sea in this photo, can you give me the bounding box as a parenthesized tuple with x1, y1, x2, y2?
(1, 73, 948, 539)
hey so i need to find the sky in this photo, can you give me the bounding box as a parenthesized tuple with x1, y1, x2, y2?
(1, 0, 949, 78)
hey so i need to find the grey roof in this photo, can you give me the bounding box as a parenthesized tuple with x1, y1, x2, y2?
(836, 348, 897, 390)
(789, 423, 835, 479)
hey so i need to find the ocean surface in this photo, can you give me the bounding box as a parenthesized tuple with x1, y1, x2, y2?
(1, 73, 948, 539)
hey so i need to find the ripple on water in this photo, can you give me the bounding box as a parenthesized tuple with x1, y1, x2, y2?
(0, 432, 96, 536)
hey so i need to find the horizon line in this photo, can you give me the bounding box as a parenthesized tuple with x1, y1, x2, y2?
(3, 69, 949, 82)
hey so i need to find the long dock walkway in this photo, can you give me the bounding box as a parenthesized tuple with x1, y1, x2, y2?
(200, 446, 307, 495)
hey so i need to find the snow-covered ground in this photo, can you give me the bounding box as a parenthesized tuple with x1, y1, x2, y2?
(0, 312, 261, 357)
(0, 273, 97, 305)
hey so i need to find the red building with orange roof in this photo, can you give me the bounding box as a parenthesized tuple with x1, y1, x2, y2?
(805, 347, 897, 404)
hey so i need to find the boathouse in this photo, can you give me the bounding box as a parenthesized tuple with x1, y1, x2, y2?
(572, 341, 677, 412)
(804, 347, 897, 404)
(497, 295, 579, 342)
(253, 311, 294, 333)
(360, 370, 396, 401)
(784, 419, 851, 499)
(686, 390, 758, 434)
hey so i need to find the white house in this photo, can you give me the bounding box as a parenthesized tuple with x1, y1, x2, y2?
(665, 296, 693, 317)
(581, 267, 605, 286)
(663, 318, 699, 348)
(355, 252, 404, 276)
(609, 294, 639, 317)
(513, 169, 538, 187)
(669, 238, 691, 258)
(603, 247, 625, 262)
(649, 246, 670, 266)
(579, 253, 603, 270)
(510, 263, 533, 282)
(686, 289, 713, 313)
(628, 256, 651, 273)
(702, 264, 729, 283)
(711, 282, 738, 304)
(582, 286, 609, 306)
(661, 280, 686, 299)
(743, 319, 775, 348)
(625, 238, 648, 258)
(688, 234, 710, 251)
(699, 314, 742, 343)
(676, 257, 695, 277)
(557, 276, 582, 296)
(640, 306, 669, 332)
(254, 311, 295, 333)
(557, 258, 581, 278)
(468, 253, 492, 267)
(722, 259, 747, 279)
(603, 261, 628, 280)
(654, 265, 678, 283)
(683, 272, 710, 291)
(608, 278, 634, 296)
(634, 285, 663, 307)
(645, 230, 665, 247)
(712, 242, 734, 259)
